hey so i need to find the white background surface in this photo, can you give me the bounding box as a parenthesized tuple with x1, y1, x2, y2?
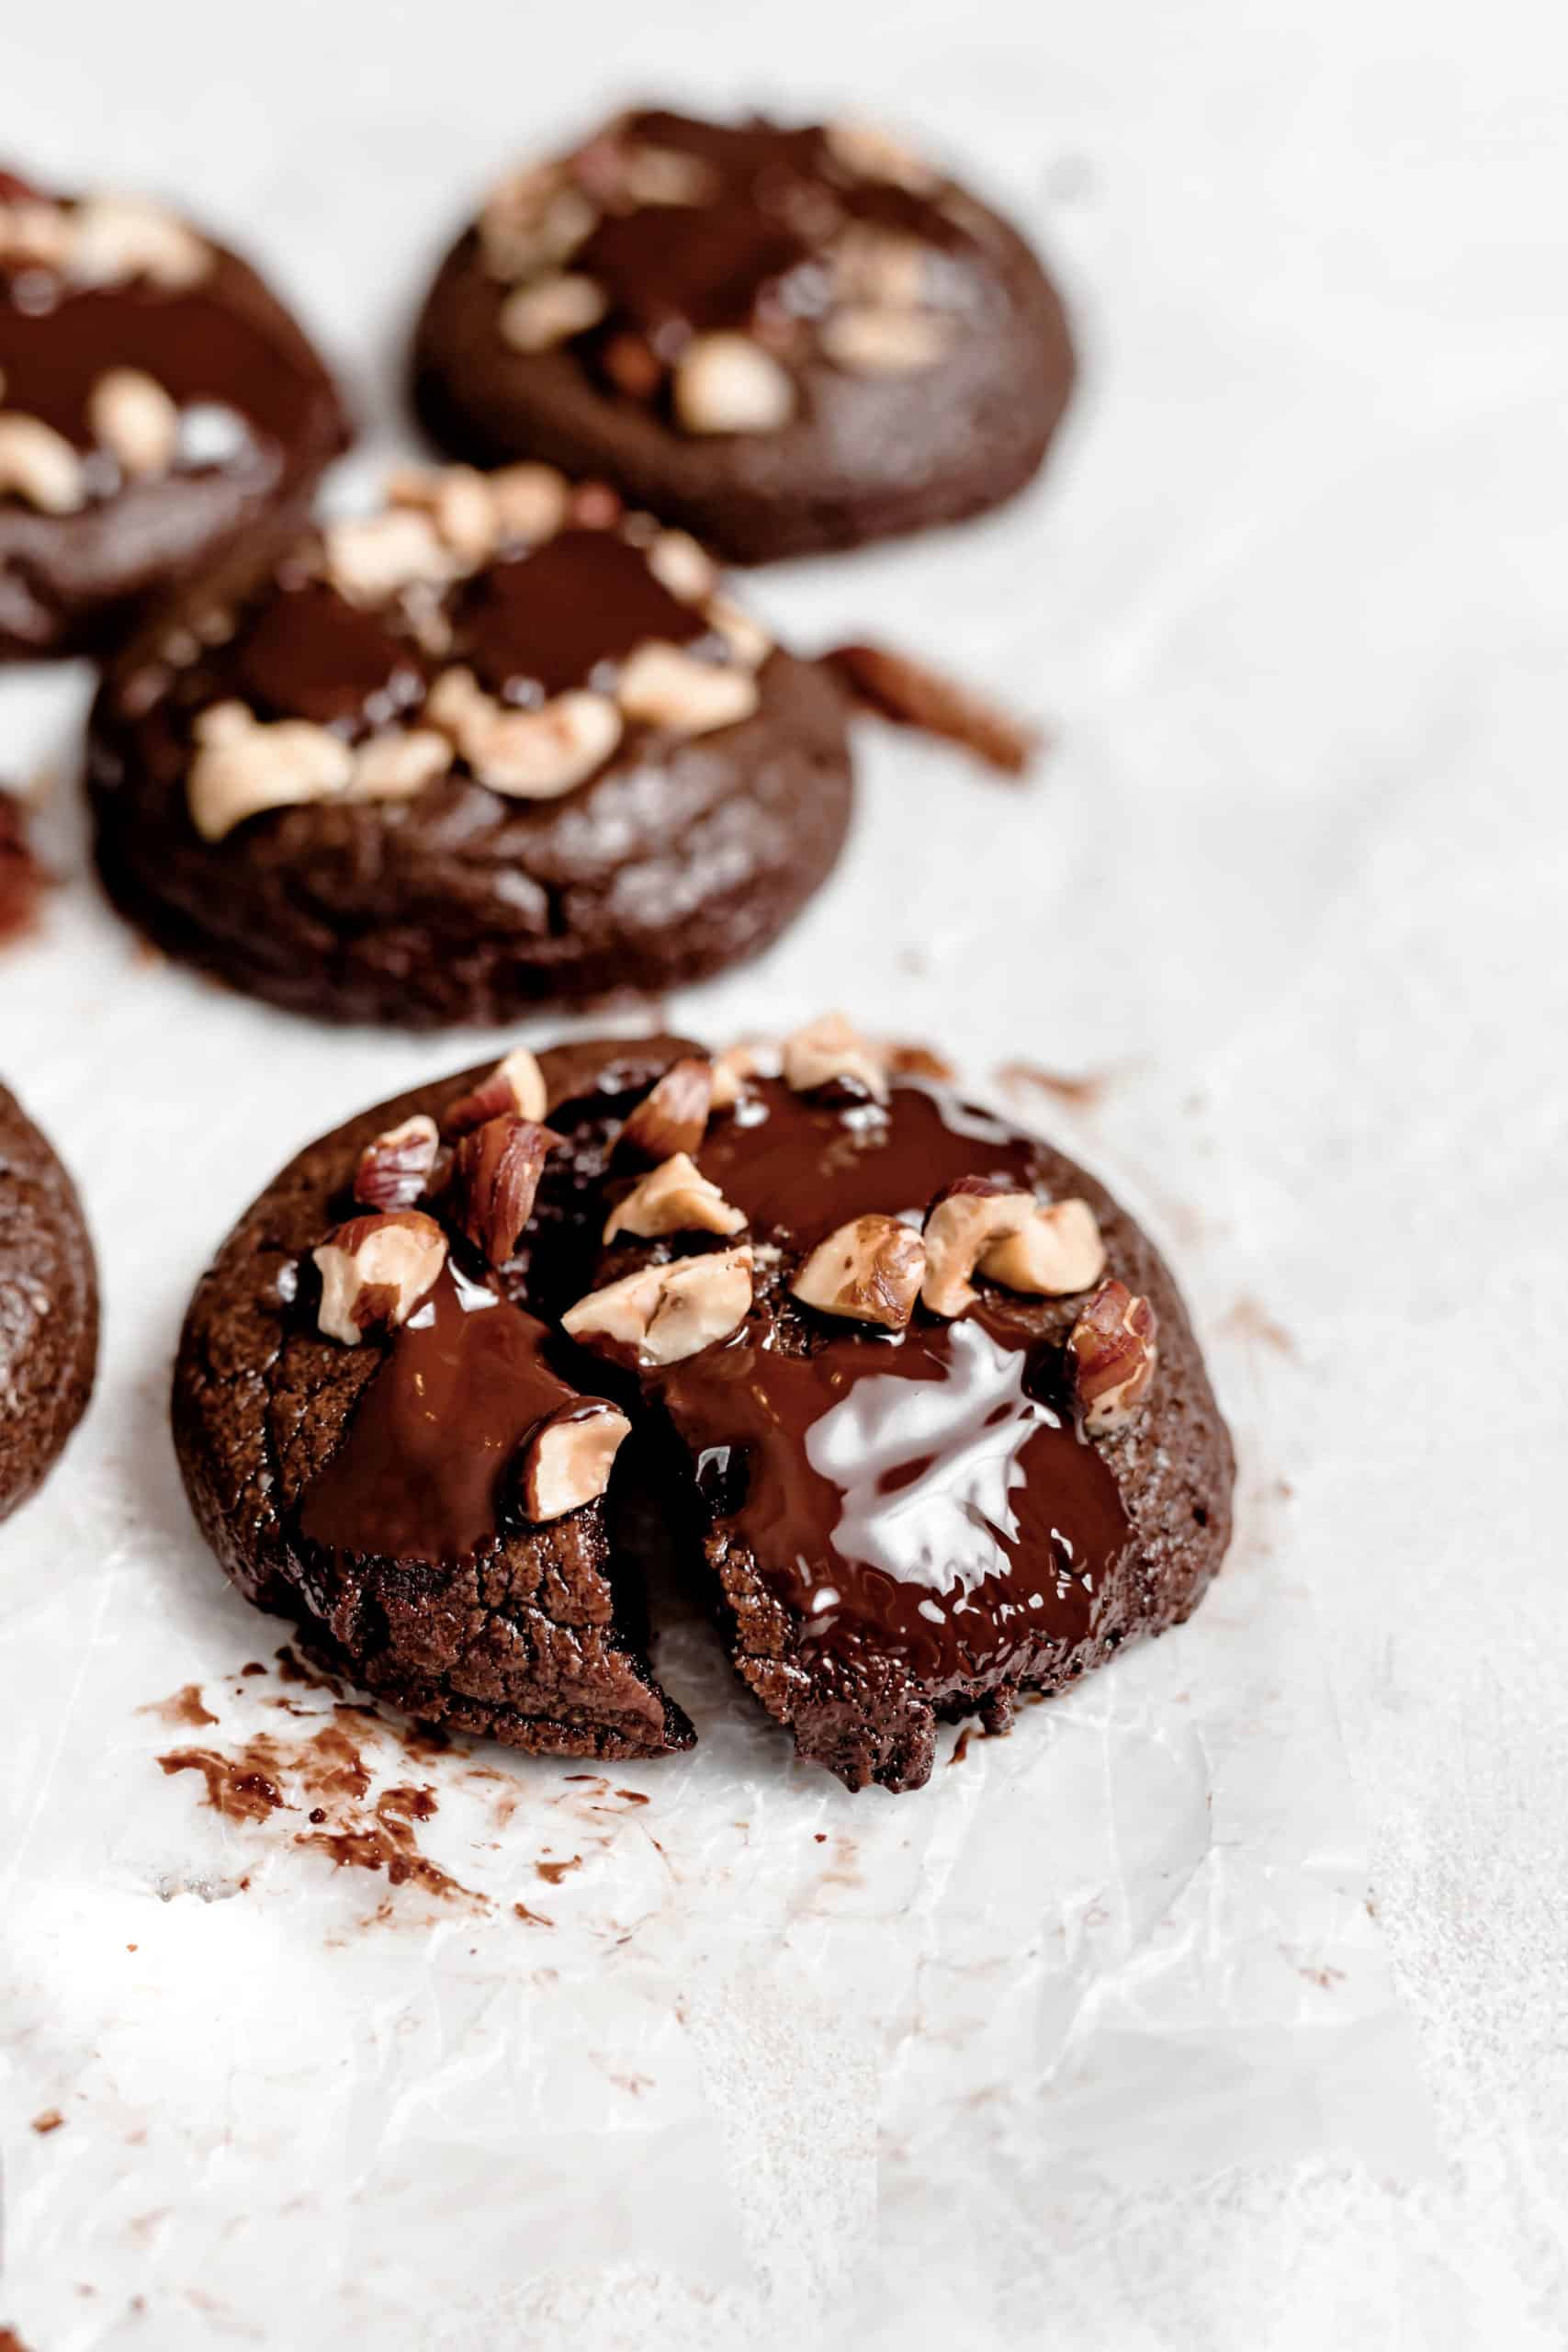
(2, 3, 1565, 2346)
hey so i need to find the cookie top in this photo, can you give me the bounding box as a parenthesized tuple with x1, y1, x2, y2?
(413, 107, 1074, 563)
(0, 165, 347, 655)
(87, 464, 852, 1024)
(0, 1082, 98, 1522)
(175, 1024, 1231, 1789)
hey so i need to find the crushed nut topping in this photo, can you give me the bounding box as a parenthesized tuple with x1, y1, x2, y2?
(353, 1114, 441, 1212)
(562, 1245, 754, 1366)
(708, 1038, 782, 1112)
(0, 413, 85, 514)
(517, 1401, 632, 1521)
(312, 1211, 447, 1345)
(823, 118, 942, 195)
(673, 332, 797, 435)
(186, 705, 446, 842)
(791, 1214, 926, 1330)
(424, 667, 625, 798)
(818, 306, 954, 375)
(446, 1114, 558, 1267)
(603, 1152, 747, 1244)
(442, 1047, 549, 1138)
(921, 1181, 1106, 1317)
(0, 188, 212, 289)
(499, 272, 608, 352)
(781, 1013, 889, 1104)
(617, 1058, 714, 1165)
(615, 640, 760, 733)
(87, 368, 179, 478)
(1068, 1279, 1158, 1432)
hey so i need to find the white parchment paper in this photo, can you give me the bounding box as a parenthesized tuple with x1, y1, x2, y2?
(7, 0, 1561, 2341)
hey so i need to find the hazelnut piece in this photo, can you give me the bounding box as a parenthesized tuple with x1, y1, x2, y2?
(88, 367, 180, 477)
(353, 1114, 441, 1212)
(499, 272, 608, 352)
(819, 308, 953, 375)
(442, 1047, 548, 1138)
(615, 641, 760, 735)
(603, 1153, 747, 1244)
(0, 414, 85, 514)
(708, 1038, 781, 1112)
(516, 1400, 632, 1522)
(424, 666, 623, 797)
(312, 1211, 447, 1345)
(617, 1058, 713, 1165)
(324, 509, 451, 606)
(672, 333, 796, 435)
(562, 1246, 753, 1367)
(186, 704, 355, 842)
(446, 1115, 558, 1267)
(781, 1013, 888, 1104)
(982, 1198, 1106, 1299)
(790, 1214, 926, 1330)
(1068, 1280, 1159, 1433)
(922, 1181, 1107, 1317)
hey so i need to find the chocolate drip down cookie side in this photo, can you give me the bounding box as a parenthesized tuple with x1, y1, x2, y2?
(88, 467, 852, 1027)
(173, 1024, 1233, 1790)
(0, 1084, 98, 1522)
(0, 164, 347, 659)
(412, 107, 1075, 564)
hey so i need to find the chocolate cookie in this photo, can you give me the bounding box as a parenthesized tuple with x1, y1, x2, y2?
(412, 109, 1075, 564)
(0, 164, 347, 660)
(88, 465, 852, 1026)
(1, 1084, 98, 1522)
(174, 1024, 1232, 1790)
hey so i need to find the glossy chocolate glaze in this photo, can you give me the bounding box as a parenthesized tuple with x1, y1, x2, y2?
(570, 111, 973, 362)
(300, 1263, 585, 1563)
(230, 582, 423, 734)
(455, 526, 709, 700)
(0, 270, 323, 466)
(655, 1079, 1134, 1684)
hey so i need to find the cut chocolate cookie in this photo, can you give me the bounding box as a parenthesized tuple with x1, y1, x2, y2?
(1, 1083, 98, 1522)
(172, 1038, 697, 1758)
(175, 1027, 1232, 1789)
(412, 108, 1075, 564)
(88, 466, 852, 1027)
(0, 164, 347, 660)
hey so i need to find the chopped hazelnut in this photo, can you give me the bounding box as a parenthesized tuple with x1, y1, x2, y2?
(562, 1245, 753, 1367)
(490, 462, 570, 545)
(824, 119, 941, 195)
(708, 1038, 781, 1112)
(0, 414, 85, 514)
(442, 1046, 548, 1137)
(349, 728, 451, 800)
(479, 168, 596, 280)
(982, 1198, 1106, 1298)
(70, 194, 211, 288)
(499, 272, 608, 352)
(790, 1214, 926, 1330)
(705, 598, 773, 671)
(517, 1401, 632, 1522)
(615, 640, 760, 734)
(781, 1013, 889, 1103)
(446, 1114, 558, 1266)
(387, 464, 498, 564)
(819, 307, 953, 375)
(831, 223, 930, 309)
(353, 1114, 440, 1212)
(645, 529, 717, 605)
(673, 333, 796, 435)
(617, 1058, 713, 1165)
(603, 1153, 747, 1244)
(424, 666, 623, 797)
(616, 142, 716, 208)
(186, 704, 355, 842)
(312, 1211, 447, 1345)
(1069, 1279, 1159, 1432)
(324, 509, 451, 606)
(88, 367, 179, 477)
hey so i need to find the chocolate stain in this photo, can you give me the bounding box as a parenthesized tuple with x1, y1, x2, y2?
(513, 1903, 554, 1927)
(158, 1740, 289, 1826)
(0, 2327, 38, 2352)
(138, 1682, 219, 1730)
(536, 1855, 584, 1885)
(1218, 1295, 1297, 1356)
(295, 1783, 479, 1906)
(995, 1059, 1116, 1112)
(30, 2109, 63, 2134)
(615, 1789, 650, 1806)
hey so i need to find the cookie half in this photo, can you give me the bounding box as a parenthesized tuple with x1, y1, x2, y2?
(175, 1027, 1231, 1788)
(87, 465, 853, 1026)
(412, 108, 1075, 564)
(0, 165, 347, 659)
(0, 1083, 98, 1522)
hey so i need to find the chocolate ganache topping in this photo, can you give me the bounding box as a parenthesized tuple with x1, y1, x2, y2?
(648, 1075, 1135, 1688)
